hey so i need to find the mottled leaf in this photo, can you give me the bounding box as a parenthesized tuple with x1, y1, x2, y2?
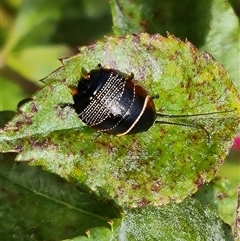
(66, 198, 234, 241)
(194, 176, 238, 228)
(116, 198, 234, 241)
(0, 33, 239, 207)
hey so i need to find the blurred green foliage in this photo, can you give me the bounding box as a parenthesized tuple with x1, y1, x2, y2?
(1, 0, 112, 111)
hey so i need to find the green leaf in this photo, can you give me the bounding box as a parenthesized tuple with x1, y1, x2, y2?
(1, 154, 234, 240)
(2, 0, 68, 56)
(6, 45, 70, 81)
(0, 33, 239, 208)
(116, 198, 234, 241)
(1, 74, 30, 111)
(0, 153, 120, 240)
(194, 176, 238, 228)
(202, 0, 240, 90)
(1, 0, 70, 82)
(109, 0, 148, 35)
(109, 0, 240, 89)
(1, 0, 112, 81)
(65, 198, 234, 240)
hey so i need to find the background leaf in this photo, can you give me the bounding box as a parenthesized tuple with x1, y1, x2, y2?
(63, 198, 234, 241)
(109, 0, 240, 89)
(115, 198, 234, 241)
(1, 0, 112, 110)
(0, 153, 120, 240)
(194, 177, 238, 227)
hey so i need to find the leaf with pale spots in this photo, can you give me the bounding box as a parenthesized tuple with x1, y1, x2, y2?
(64, 198, 234, 241)
(0, 33, 239, 207)
(194, 176, 238, 228)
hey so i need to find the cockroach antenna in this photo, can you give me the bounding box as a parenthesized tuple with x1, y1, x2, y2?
(155, 110, 235, 142)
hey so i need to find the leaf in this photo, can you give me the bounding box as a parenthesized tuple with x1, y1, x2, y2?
(109, 0, 148, 35)
(109, 0, 240, 89)
(202, 0, 240, 90)
(0, 153, 120, 240)
(2, 0, 112, 81)
(116, 198, 234, 241)
(64, 198, 234, 241)
(1, 0, 70, 82)
(194, 176, 238, 228)
(7, 45, 70, 81)
(2, 0, 68, 56)
(1, 154, 234, 240)
(0, 33, 239, 208)
(1, 73, 31, 111)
